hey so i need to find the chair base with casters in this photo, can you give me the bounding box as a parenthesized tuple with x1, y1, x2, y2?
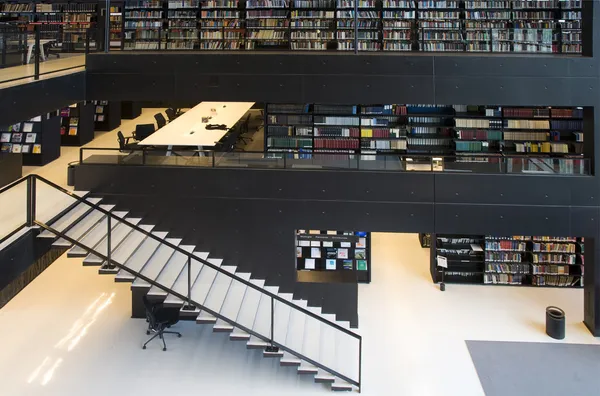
(142, 295, 181, 351)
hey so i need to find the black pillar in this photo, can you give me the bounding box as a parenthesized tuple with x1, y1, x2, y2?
(584, 237, 600, 336)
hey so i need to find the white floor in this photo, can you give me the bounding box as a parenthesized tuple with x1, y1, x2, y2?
(0, 55, 85, 89)
(0, 232, 597, 396)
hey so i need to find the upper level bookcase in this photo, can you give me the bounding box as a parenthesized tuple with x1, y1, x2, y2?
(264, 103, 587, 170)
(113, 0, 584, 53)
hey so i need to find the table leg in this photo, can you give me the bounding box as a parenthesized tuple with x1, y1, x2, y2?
(167, 145, 173, 156)
(40, 44, 46, 62)
(26, 44, 33, 64)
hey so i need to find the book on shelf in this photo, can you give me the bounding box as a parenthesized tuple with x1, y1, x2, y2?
(32, 144, 42, 154)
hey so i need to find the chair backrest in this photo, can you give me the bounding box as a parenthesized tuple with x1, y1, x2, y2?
(142, 295, 159, 330)
(242, 113, 251, 134)
(117, 131, 125, 150)
(135, 123, 155, 140)
(165, 108, 177, 122)
(154, 113, 167, 129)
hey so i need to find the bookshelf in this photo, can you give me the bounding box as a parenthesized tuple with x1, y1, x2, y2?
(264, 103, 586, 169)
(434, 234, 584, 288)
(512, 0, 555, 54)
(382, 0, 416, 52)
(336, 0, 381, 51)
(59, 102, 95, 147)
(296, 229, 371, 283)
(0, 114, 61, 166)
(464, 0, 511, 53)
(246, 0, 290, 50)
(93, 100, 122, 131)
(558, 0, 582, 54)
(199, 0, 243, 50)
(110, 5, 124, 49)
(124, 0, 165, 50)
(166, 0, 200, 50)
(417, 0, 463, 52)
(290, 0, 336, 51)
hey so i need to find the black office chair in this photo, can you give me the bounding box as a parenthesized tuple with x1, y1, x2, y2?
(117, 131, 140, 152)
(236, 113, 253, 146)
(134, 123, 156, 140)
(142, 295, 181, 351)
(154, 113, 167, 129)
(165, 108, 178, 122)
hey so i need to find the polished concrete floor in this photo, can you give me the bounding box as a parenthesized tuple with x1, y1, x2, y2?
(0, 55, 85, 89)
(2, 109, 599, 395)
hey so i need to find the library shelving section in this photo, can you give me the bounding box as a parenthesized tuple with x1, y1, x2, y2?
(296, 229, 371, 283)
(0, 114, 60, 166)
(290, 0, 335, 51)
(110, 4, 124, 49)
(124, 0, 165, 50)
(93, 100, 122, 131)
(199, 0, 243, 50)
(59, 102, 95, 147)
(264, 103, 586, 173)
(246, 0, 290, 50)
(109, 0, 584, 53)
(432, 234, 584, 288)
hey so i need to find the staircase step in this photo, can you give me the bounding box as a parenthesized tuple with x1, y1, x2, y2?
(162, 252, 215, 307)
(53, 204, 115, 247)
(146, 245, 195, 297)
(230, 279, 264, 339)
(98, 224, 155, 274)
(297, 364, 319, 375)
(213, 319, 234, 332)
(83, 218, 142, 265)
(263, 349, 284, 358)
(280, 353, 302, 367)
(315, 372, 336, 383)
(150, 251, 208, 298)
(246, 335, 269, 350)
(115, 231, 168, 282)
(251, 286, 279, 344)
(214, 272, 251, 332)
(331, 380, 353, 392)
(68, 210, 128, 257)
(299, 306, 322, 376)
(38, 198, 102, 238)
(187, 258, 222, 306)
(196, 311, 217, 324)
(199, 265, 237, 320)
(229, 330, 250, 341)
(284, 300, 307, 363)
(131, 238, 182, 288)
(273, 294, 293, 346)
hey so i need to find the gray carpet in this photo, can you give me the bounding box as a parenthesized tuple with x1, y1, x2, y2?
(466, 340, 600, 396)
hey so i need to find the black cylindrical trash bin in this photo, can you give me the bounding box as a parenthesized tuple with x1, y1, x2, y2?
(67, 162, 77, 187)
(546, 306, 565, 340)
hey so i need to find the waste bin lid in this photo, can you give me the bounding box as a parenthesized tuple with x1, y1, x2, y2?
(546, 306, 565, 318)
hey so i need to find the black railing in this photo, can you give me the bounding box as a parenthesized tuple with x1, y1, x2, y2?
(0, 174, 363, 390)
(79, 147, 591, 176)
(0, 27, 100, 85)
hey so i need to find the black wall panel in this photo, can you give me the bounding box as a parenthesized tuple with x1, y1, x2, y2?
(0, 72, 85, 126)
(571, 207, 600, 237)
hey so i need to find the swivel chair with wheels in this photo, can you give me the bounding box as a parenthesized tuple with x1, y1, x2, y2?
(142, 295, 181, 351)
(154, 113, 167, 129)
(165, 108, 178, 122)
(117, 131, 140, 152)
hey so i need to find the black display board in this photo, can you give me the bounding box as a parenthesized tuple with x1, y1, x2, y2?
(93, 100, 121, 131)
(60, 102, 95, 146)
(0, 114, 60, 166)
(296, 230, 371, 284)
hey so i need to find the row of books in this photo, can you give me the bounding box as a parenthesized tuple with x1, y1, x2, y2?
(485, 263, 530, 274)
(532, 275, 580, 287)
(531, 264, 574, 275)
(0, 144, 42, 154)
(532, 253, 577, 264)
(532, 242, 576, 253)
(485, 240, 527, 251)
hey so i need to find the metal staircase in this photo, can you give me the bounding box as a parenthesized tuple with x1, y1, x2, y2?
(0, 175, 362, 392)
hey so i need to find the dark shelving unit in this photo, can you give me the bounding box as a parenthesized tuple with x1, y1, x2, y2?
(60, 102, 95, 147)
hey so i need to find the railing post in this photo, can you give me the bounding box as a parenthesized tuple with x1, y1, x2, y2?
(34, 25, 40, 80)
(85, 28, 91, 55)
(26, 176, 35, 227)
(183, 256, 195, 310)
(106, 214, 112, 268)
(264, 295, 278, 353)
(105, 0, 110, 53)
(358, 337, 362, 393)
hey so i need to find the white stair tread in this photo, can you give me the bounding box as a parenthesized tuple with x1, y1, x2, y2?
(131, 238, 182, 287)
(53, 204, 115, 247)
(298, 363, 318, 373)
(315, 372, 335, 382)
(331, 380, 353, 391)
(103, 224, 155, 265)
(247, 335, 269, 347)
(273, 295, 292, 344)
(38, 198, 102, 238)
(301, 307, 321, 366)
(217, 272, 251, 324)
(285, 302, 307, 357)
(213, 319, 234, 331)
(68, 210, 128, 255)
(232, 278, 264, 332)
(201, 265, 237, 313)
(145, 245, 195, 296)
(162, 252, 212, 305)
(188, 258, 223, 305)
(115, 231, 168, 281)
(83, 218, 142, 263)
(148, 248, 208, 296)
(280, 353, 301, 365)
(252, 286, 279, 337)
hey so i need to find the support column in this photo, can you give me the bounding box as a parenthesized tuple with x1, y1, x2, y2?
(584, 237, 600, 336)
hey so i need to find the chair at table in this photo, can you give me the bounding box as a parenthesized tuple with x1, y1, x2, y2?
(117, 131, 140, 152)
(134, 123, 156, 141)
(154, 113, 167, 129)
(142, 295, 181, 351)
(165, 108, 178, 122)
(236, 113, 253, 146)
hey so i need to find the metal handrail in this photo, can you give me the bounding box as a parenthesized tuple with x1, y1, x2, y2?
(19, 174, 362, 389)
